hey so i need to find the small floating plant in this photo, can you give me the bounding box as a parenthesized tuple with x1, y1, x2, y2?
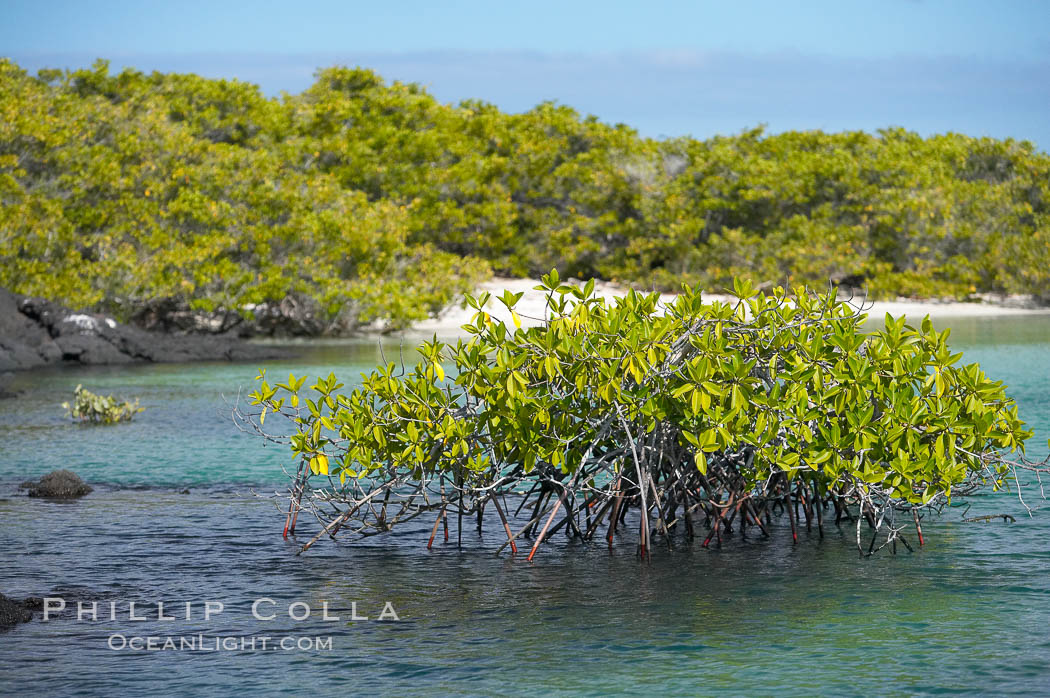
(63, 384, 143, 425)
(240, 274, 1049, 559)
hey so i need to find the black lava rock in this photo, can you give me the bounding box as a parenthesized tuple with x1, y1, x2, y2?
(0, 593, 34, 629)
(0, 288, 284, 371)
(19, 470, 94, 499)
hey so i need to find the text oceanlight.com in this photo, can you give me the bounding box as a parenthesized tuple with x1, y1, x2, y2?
(108, 635, 334, 652)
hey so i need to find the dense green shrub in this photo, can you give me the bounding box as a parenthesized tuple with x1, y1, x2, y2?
(0, 59, 487, 332)
(244, 277, 1042, 555)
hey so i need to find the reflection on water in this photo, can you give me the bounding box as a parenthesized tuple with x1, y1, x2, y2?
(1, 315, 1049, 695)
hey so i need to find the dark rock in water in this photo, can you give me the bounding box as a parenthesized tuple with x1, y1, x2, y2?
(0, 593, 34, 629)
(21, 597, 44, 611)
(178, 488, 191, 494)
(19, 470, 93, 499)
(0, 288, 285, 371)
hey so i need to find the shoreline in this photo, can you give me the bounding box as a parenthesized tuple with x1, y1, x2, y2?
(6, 278, 1049, 375)
(404, 277, 1050, 336)
(0, 288, 285, 375)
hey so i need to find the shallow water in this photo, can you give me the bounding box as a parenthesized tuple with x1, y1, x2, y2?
(1, 316, 1049, 696)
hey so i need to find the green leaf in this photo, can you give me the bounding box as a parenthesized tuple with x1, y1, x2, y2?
(694, 450, 708, 475)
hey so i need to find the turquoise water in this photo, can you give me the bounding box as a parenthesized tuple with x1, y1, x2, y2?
(1, 316, 1049, 696)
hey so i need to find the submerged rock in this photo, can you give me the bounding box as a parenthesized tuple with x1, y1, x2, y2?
(19, 470, 93, 499)
(0, 593, 34, 630)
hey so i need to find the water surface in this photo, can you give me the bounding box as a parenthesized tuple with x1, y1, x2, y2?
(1, 316, 1048, 696)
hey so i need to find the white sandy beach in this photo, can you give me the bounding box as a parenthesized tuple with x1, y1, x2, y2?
(406, 277, 1050, 337)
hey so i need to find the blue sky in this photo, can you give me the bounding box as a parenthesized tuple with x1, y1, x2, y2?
(3, 0, 1048, 148)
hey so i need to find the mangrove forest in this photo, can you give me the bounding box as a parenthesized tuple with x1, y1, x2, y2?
(3, 59, 1050, 336)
